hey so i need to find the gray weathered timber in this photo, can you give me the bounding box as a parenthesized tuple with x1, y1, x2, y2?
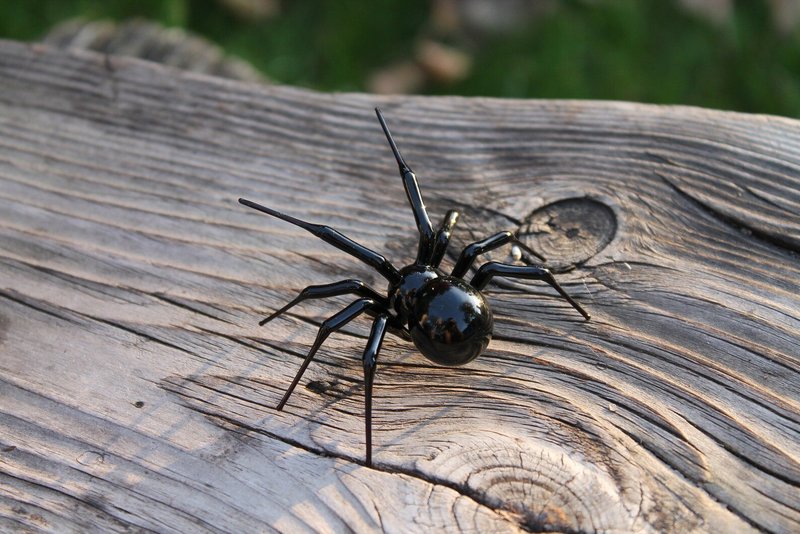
(0, 40, 798, 533)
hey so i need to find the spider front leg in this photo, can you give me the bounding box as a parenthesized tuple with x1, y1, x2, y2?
(276, 298, 385, 410)
(375, 108, 436, 264)
(260, 279, 388, 326)
(362, 313, 389, 467)
(451, 231, 546, 279)
(471, 262, 590, 320)
(239, 198, 401, 284)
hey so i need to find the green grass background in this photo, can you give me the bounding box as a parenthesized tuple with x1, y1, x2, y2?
(2, 0, 799, 117)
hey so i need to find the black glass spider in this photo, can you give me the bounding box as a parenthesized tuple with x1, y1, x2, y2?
(239, 108, 590, 466)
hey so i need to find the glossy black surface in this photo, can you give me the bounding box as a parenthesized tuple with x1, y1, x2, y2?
(239, 107, 590, 467)
(362, 313, 388, 467)
(430, 210, 460, 268)
(409, 276, 493, 366)
(472, 262, 590, 320)
(388, 264, 442, 322)
(376, 108, 434, 263)
(451, 230, 546, 279)
(238, 198, 400, 284)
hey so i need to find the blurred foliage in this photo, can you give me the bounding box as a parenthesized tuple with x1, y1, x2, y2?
(1, 0, 799, 117)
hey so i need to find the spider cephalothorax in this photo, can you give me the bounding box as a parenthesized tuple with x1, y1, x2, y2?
(239, 108, 589, 466)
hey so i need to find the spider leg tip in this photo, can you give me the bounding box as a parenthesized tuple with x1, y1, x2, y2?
(259, 310, 284, 326)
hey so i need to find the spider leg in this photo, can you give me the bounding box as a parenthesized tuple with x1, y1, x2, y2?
(260, 279, 388, 326)
(451, 231, 546, 279)
(382, 314, 412, 342)
(276, 298, 384, 410)
(370, 312, 410, 341)
(239, 198, 401, 284)
(375, 108, 435, 264)
(362, 313, 389, 467)
(429, 210, 460, 268)
(471, 261, 590, 320)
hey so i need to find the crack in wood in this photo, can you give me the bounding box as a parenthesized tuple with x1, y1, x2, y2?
(657, 172, 800, 255)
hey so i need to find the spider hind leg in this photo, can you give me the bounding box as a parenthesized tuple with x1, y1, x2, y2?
(471, 261, 590, 320)
(452, 231, 546, 279)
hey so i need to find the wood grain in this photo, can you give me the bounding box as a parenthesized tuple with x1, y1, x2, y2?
(0, 40, 798, 533)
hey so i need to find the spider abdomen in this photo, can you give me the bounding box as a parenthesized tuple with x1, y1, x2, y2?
(409, 276, 494, 366)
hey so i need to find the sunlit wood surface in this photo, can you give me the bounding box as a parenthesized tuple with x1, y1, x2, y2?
(1, 40, 798, 533)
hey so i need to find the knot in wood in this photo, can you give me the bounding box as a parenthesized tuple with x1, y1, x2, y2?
(519, 198, 616, 268)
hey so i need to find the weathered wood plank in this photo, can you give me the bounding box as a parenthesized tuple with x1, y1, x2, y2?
(0, 40, 798, 533)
